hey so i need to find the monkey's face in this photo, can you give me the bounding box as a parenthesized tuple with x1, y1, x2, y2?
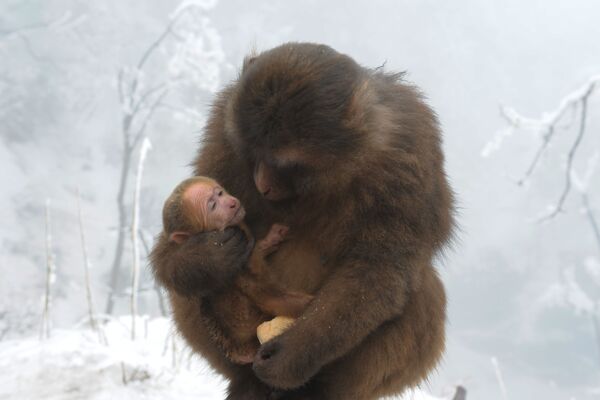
(184, 182, 246, 231)
(232, 44, 364, 205)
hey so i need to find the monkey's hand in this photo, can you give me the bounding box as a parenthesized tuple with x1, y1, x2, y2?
(166, 226, 254, 297)
(256, 224, 289, 256)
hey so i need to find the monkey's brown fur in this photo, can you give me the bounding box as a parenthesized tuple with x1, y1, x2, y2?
(154, 43, 454, 399)
(151, 176, 314, 364)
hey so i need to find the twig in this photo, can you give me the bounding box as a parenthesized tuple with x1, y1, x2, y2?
(130, 138, 152, 340)
(0, 21, 53, 39)
(491, 357, 509, 400)
(40, 199, 56, 340)
(582, 193, 600, 255)
(77, 188, 106, 344)
(130, 82, 168, 117)
(136, 13, 182, 72)
(129, 13, 183, 102)
(516, 125, 554, 186)
(106, 14, 180, 313)
(593, 303, 600, 369)
(501, 75, 600, 186)
(539, 84, 594, 221)
(132, 88, 168, 148)
(121, 362, 128, 385)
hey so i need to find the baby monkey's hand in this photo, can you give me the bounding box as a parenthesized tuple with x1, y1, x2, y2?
(257, 224, 289, 255)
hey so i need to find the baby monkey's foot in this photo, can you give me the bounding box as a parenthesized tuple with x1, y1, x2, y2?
(257, 224, 289, 254)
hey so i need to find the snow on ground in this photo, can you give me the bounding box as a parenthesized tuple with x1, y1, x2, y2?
(0, 317, 446, 400)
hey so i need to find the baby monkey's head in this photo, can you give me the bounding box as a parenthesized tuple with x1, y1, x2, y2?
(162, 176, 246, 244)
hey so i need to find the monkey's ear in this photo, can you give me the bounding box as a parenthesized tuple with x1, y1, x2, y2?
(169, 232, 190, 244)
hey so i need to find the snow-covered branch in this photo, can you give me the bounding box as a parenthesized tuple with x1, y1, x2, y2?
(76, 188, 106, 344)
(130, 138, 152, 340)
(491, 357, 509, 400)
(501, 75, 600, 133)
(493, 75, 599, 221)
(40, 199, 56, 340)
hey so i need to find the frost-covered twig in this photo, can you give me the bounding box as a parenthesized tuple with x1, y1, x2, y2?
(130, 138, 152, 340)
(539, 85, 594, 221)
(132, 88, 168, 148)
(571, 161, 600, 254)
(491, 357, 508, 400)
(40, 199, 56, 340)
(498, 75, 598, 220)
(593, 302, 600, 368)
(501, 74, 599, 146)
(499, 75, 599, 180)
(582, 194, 600, 255)
(106, 13, 181, 314)
(77, 188, 106, 344)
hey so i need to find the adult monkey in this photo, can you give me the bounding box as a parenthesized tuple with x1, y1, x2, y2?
(160, 43, 454, 399)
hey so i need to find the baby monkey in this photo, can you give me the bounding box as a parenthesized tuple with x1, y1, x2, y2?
(152, 176, 313, 364)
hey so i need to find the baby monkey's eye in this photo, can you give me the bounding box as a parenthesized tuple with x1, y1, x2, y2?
(218, 190, 223, 196)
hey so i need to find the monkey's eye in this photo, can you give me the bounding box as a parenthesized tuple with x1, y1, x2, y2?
(218, 190, 223, 197)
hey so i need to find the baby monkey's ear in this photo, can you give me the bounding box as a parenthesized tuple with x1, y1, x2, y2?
(169, 231, 190, 244)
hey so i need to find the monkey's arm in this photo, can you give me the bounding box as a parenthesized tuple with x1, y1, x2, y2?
(236, 273, 314, 318)
(150, 227, 253, 297)
(252, 251, 414, 389)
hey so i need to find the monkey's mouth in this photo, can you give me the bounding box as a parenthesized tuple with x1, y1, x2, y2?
(229, 206, 246, 225)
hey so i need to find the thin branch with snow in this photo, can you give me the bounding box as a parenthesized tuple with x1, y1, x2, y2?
(499, 75, 599, 180)
(491, 357, 509, 400)
(582, 193, 600, 255)
(130, 138, 152, 340)
(40, 199, 56, 340)
(76, 188, 106, 344)
(539, 83, 594, 220)
(499, 75, 599, 221)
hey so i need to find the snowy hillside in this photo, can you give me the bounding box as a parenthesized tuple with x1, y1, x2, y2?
(0, 317, 447, 400)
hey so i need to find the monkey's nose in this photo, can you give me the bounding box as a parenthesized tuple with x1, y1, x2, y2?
(229, 199, 239, 209)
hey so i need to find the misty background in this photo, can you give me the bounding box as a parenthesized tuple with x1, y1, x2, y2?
(1, 0, 599, 399)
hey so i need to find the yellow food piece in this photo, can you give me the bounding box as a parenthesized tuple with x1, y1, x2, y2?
(256, 316, 295, 344)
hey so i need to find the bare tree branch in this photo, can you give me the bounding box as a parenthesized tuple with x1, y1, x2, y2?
(105, 8, 196, 314)
(40, 199, 56, 340)
(132, 88, 168, 148)
(128, 13, 183, 102)
(117, 68, 126, 107)
(491, 357, 509, 400)
(130, 82, 168, 117)
(582, 193, 600, 255)
(540, 84, 594, 221)
(0, 21, 52, 39)
(502, 75, 600, 186)
(130, 138, 152, 339)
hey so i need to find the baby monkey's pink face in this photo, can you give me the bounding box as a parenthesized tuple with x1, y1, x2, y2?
(184, 181, 246, 231)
